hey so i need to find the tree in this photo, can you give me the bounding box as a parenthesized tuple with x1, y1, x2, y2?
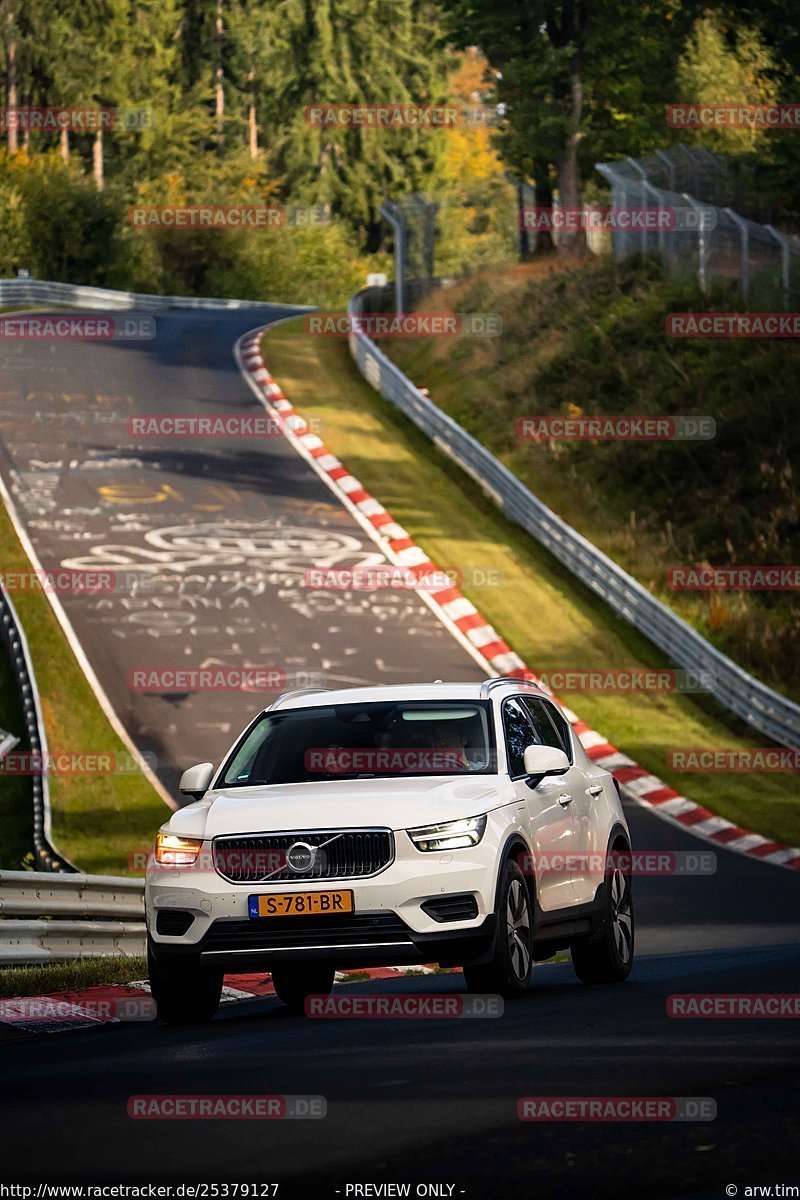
(227, 0, 281, 161)
(441, 0, 699, 251)
(2, 3, 19, 152)
(678, 12, 779, 152)
(261, 0, 451, 249)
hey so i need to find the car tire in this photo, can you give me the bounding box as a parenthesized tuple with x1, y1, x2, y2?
(270, 964, 336, 1014)
(571, 851, 634, 984)
(463, 859, 533, 999)
(147, 941, 223, 1025)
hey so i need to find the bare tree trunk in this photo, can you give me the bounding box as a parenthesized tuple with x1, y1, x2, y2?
(6, 9, 18, 153)
(247, 66, 258, 159)
(60, 125, 69, 161)
(555, 67, 585, 253)
(215, 0, 224, 150)
(22, 121, 29, 152)
(93, 127, 104, 190)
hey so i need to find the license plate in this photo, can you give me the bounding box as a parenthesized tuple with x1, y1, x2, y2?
(248, 890, 354, 919)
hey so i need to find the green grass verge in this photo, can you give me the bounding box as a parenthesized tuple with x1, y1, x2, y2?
(0, 499, 168, 874)
(385, 257, 800, 704)
(262, 319, 800, 848)
(0, 956, 147, 999)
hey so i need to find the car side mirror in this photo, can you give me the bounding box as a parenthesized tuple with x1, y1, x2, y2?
(523, 744, 569, 778)
(179, 762, 215, 799)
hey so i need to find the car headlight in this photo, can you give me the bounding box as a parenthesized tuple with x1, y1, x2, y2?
(407, 814, 487, 852)
(155, 832, 203, 865)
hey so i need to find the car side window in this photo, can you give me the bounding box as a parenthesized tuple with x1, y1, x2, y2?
(502, 698, 538, 777)
(521, 697, 566, 754)
(542, 700, 574, 761)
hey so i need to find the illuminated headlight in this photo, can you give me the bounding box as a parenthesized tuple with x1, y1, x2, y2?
(407, 814, 487, 852)
(155, 832, 203, 865)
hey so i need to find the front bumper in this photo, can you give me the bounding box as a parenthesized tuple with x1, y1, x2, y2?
(146, 823, 504, 970)
(148, 910, 497, 971)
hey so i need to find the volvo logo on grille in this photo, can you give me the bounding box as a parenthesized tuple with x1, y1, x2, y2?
(285, 841, 317, 873)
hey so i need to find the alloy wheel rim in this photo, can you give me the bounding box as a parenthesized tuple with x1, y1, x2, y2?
(610, 868, 633, 964)
(506, 878, 531, 981)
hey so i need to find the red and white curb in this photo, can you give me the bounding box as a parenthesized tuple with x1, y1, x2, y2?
(0, 966, 456, 1036)
(236, 328, 800, 874)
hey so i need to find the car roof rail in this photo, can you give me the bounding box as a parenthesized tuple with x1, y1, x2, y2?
(268, 687, 330, 710)
(480, 675, 540, 697)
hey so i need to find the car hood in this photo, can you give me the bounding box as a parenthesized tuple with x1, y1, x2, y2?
(168, 775, 510, 839)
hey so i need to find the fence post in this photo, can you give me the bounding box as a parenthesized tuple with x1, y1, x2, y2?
(766, 225, 791, 310)
(683, 194, 708, 293)
(725, 208, 750, 303)
(654, 149, 676, 191)
(626, 157, 649, 256)
(379, 201, 406, 316)
(642, 181, 668, 260)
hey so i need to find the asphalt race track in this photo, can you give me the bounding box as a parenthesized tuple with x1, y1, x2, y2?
(1, 310, 799, 1196)
(0, 308, 480, 795)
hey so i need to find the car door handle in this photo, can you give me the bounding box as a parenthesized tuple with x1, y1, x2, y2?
(586, 784, 604, 797)
(557, 793, 573, 806)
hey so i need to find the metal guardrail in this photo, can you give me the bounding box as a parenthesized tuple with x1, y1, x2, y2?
(0, 871, 145, 964)
(0, 579, 75, 872)
(0, 278, 258, 310)
(0, 277, 311, 311)
(347, 286, 800, 749)
(0, 727, 18, 757)
(0, 870, 144, 919)
(0, 921, 145, 964)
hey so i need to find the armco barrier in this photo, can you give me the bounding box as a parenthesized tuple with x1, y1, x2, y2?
(0, 920, 145, 964)
(346, 286, 800, 750)
(0, 872, 145, 964)
(0, 277, 308, 311)
(0, 579, 75, 872)
(0, 278, 251, 311)
(0, 727, 18, 758)
(0, 870, 144, 919)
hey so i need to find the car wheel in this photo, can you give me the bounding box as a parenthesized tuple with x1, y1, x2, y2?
(463, 859, 533, 999)
(147, 941, 223, 1025)
(270, 964, 336, 1014)
(571, 853, 634, 984)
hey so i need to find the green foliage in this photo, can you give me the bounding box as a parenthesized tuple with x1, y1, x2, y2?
(0, 150, 382, 303)
(0, 957, 147, 998)
(440, 0, 697, 195)
(435, 175, 518, 276)
(677, 13, 778, 152)
(0, 153, 125, 282)
(0, 172, 30, 275)
(263, 0, 451, 248)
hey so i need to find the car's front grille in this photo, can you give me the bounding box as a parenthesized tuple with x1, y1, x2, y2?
(203, 912, 411, 952)
(212, 829, 395, 883)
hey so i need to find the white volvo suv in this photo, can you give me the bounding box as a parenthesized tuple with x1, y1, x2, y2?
(145, 679, 634, 1023)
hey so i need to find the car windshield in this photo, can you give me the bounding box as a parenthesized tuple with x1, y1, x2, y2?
(219, 700, 497, 786)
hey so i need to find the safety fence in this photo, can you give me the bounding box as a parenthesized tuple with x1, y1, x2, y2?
(596, 146, 800, 308)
